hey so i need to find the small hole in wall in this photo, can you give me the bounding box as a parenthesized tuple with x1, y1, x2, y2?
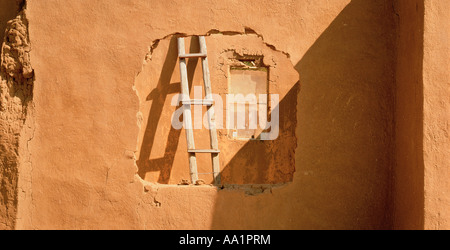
(238, 58, 257, 68)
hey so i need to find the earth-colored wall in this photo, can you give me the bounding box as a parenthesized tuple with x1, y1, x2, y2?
(14, 0, 396, 230)
(0, 0, 34, 230)
(0, 0, 18, 230)
(423, 0, 450, 230)
(2, 0, 448, 230)
(394, 0, 450, 230)
(393, 0, 425, 230)
(0, 0, 17, 34)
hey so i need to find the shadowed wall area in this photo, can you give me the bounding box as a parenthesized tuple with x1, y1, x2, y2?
(136, 36, 193, 184)
(393, 0, 424, 230)
(211, 0, 396, 229)
(0, 0, 18, 34)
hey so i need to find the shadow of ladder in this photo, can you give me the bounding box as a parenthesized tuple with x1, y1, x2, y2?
(177, 36, 221, 185)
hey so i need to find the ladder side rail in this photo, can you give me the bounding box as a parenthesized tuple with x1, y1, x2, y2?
(199, 36, 221, 185)
(177, 37, 199, 184)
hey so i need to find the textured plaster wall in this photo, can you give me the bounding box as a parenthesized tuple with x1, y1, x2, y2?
(393, 0, 425, 230)
(0, 0, 34, 230)
(394, 0, 450, 230)
(423, 0, 450, 230)
(1, 0, 402, 229)
(0, 0, 19, 230)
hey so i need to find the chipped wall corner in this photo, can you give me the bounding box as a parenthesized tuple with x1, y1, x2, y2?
(0, 0, 34, 230)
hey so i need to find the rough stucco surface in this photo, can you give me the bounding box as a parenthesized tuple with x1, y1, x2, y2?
(423, 0, 450, 230)
(392, 0, 450, 230)
(0, 0, 33, 230)
(12, 0, 398, 230)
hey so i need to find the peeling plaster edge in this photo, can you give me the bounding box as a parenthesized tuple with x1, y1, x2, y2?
(20, 5, 37, 231)
(138, 27, 291, 70)
(2, 0, 37, 230)
(132, 28, 294, 193)
(15, 102, 36, 230)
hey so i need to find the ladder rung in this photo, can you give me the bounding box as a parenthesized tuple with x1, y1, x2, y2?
(188, 149, 220, 154)
(179, 53, 207, 59)
(182, 99, 214, 106)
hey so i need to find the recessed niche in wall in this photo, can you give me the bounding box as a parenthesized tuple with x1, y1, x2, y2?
(228, 56, 268, 140)
(135, 33, 299, 185)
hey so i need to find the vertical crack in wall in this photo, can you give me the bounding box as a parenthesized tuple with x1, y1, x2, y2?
(0, 0, 34, 230)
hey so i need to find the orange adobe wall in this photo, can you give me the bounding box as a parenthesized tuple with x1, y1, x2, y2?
(393, 0, 450, 230)
(0, 0, 448, 230)
(422, 0, 450, 230)
(393, 0, 425, 230)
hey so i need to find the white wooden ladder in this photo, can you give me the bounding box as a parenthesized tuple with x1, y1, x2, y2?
(177, 36, 221, 185)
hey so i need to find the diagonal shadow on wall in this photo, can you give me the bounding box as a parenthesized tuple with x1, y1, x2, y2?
(137, 36, 200, 184)
(392, 0, 424, 230)
(210, 0, 397, 229)
(218, 82, 299, 185)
